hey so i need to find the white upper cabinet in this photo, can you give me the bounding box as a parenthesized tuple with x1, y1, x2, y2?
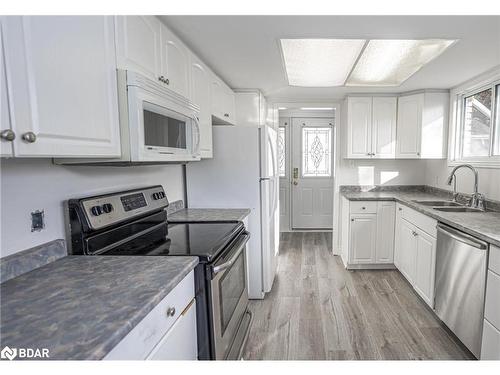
(346, 96, 397, 159)
(211, 74, 236, 125)
(396, 92, 448, 159)
(115, 16, 162, 82)
(0, 20, 13, 157)
(347, 97, 372, 158)
(190, 53, 212, 158)
(3, 16, 121, 157)
(235, 91, 266, 127)
(397, 93, 424, 158)
(372, 97, 397, 158)
(160, 24, 191, 100)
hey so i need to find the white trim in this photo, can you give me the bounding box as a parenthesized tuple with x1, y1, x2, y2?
(448, 66, 500, 168)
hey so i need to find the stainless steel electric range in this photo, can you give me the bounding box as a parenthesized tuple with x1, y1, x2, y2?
(66, 185, 252, 360)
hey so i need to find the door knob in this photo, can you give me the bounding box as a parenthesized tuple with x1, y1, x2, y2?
(166, 307, 176, 317)
(0, 129, 15, 141)
(22, 132, 37, 143)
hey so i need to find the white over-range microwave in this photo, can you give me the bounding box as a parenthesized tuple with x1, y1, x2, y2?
(57, 70, 201, 165)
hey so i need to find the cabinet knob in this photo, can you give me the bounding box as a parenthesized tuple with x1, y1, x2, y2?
(165, 78, 169, 85)
(22, 132, 37, 143)
(351, 219, 354, 222)
(166, 307, 176, 317)
(398, 207, 402, 211)
(362, 207, 366, 210)
(224, 113, 229, 117)
(158, 76, 165, 83)
(0, 129, 15, 142)
(417, 152, 421, 156)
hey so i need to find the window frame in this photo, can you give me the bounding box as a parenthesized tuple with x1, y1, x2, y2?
(450, 73, 500, 168)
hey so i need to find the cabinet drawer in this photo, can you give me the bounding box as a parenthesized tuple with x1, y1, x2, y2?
(104, 270, 195, 360)
(147, 299, 197, 360)
(401, 205, 437, 237)
(481, 319, 500, 360)
(490, 245, 500, 275)
(485, 270, 500, 329)
(350, 201, 377, 214)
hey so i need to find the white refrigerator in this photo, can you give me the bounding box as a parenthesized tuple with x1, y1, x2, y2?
(186, 125, 279, 299)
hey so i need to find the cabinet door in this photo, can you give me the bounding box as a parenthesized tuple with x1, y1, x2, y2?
(399, 219, 417, 283)
(481, 319, 500, 360)
(4, 16, 121, 157)
(396, 94, 424, 158)
(372, 97, 397, 158)
(211, 75, 236, 125)
(190, 55, 212, 158)
(347, 97, 372, 158)
(161, 24, 190, 99)
(375, 201, 395, 263)
(0, 20, 13, 157)
(115, 16, 161, 81)
(393, 204, 403, 268)
(414, 229, 436, 307)
(146, 300, 197, 360)
(349, 214, 377, 264)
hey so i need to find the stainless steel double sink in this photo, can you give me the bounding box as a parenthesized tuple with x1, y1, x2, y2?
(412, 200, 484, 213)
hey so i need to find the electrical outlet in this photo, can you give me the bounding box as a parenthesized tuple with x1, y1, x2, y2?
(31, 210, 45, 232)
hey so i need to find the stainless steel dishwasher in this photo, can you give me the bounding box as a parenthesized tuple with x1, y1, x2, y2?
(435, 224, 489, 358)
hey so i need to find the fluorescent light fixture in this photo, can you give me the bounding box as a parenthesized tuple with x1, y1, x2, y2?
(346, 39, 456, 86)
(300, 107, 334, 111)
(280, 39, 365, 87)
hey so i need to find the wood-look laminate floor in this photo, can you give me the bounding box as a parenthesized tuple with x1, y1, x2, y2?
(244, 232, 474, 360)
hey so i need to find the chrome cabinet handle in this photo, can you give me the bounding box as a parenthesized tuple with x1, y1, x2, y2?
(0, 129, 15, 141)
(166, 307, 176, 317)
(22, 132, 37, 143)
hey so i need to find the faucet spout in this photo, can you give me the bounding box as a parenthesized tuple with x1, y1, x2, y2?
(446, 164, 484, 210)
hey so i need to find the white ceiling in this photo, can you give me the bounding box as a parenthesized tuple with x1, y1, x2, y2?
(161, 16, 500, 100)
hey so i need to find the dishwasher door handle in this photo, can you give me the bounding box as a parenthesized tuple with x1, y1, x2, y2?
(437, 224, 488, 250)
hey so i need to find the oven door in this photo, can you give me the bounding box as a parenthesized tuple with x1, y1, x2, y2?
(210, 231, 250, 360)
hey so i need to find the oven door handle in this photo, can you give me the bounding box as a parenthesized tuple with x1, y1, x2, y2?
(212, 232, 250, 274)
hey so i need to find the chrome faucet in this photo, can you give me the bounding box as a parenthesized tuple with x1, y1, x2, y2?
(446, 164, 486, 211)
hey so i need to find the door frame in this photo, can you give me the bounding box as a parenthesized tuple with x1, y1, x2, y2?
(271, 101, 340, 236)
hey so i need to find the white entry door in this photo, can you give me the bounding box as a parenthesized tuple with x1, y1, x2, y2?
(291, 118, 334, 229)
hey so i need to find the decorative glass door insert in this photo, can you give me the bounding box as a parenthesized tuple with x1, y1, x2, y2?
(302, 127, 331, 177)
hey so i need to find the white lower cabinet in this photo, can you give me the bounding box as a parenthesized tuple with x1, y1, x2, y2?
(395, 204, 437, 308)
(147, 300, 197, 360)
(349, 213, 377, 264)
(413, 229, 436, 307)
(342, 199, 395, 268)
(482, 245, 500, 359)
(104, 271, 197, 360)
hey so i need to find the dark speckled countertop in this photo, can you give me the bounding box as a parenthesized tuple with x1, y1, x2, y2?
(341, 190, 500, 247)
(0, 256, 198, 360)
(168, 208, 251, 222)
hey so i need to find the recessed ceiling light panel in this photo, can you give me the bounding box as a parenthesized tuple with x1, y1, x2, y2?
(280, 39, 366, 87)
(346, 39, 456, 86)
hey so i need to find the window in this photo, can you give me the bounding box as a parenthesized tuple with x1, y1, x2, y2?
(302, 127, 331, 177)
(278, 127, 286, 177)
(461, 88, 492, 157)
(454, 80, 500, 165)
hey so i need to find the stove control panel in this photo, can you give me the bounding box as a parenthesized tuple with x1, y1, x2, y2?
(79, 186, 168, 230)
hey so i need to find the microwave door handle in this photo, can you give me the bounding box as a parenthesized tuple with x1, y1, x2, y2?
(192, 115, 201, 156)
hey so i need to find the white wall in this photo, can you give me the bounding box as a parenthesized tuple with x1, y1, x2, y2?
(0, 159, 184, 257)
(425, 159, 500, 201)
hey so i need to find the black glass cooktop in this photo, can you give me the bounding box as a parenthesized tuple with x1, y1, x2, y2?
(104, 221, 244, 263)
